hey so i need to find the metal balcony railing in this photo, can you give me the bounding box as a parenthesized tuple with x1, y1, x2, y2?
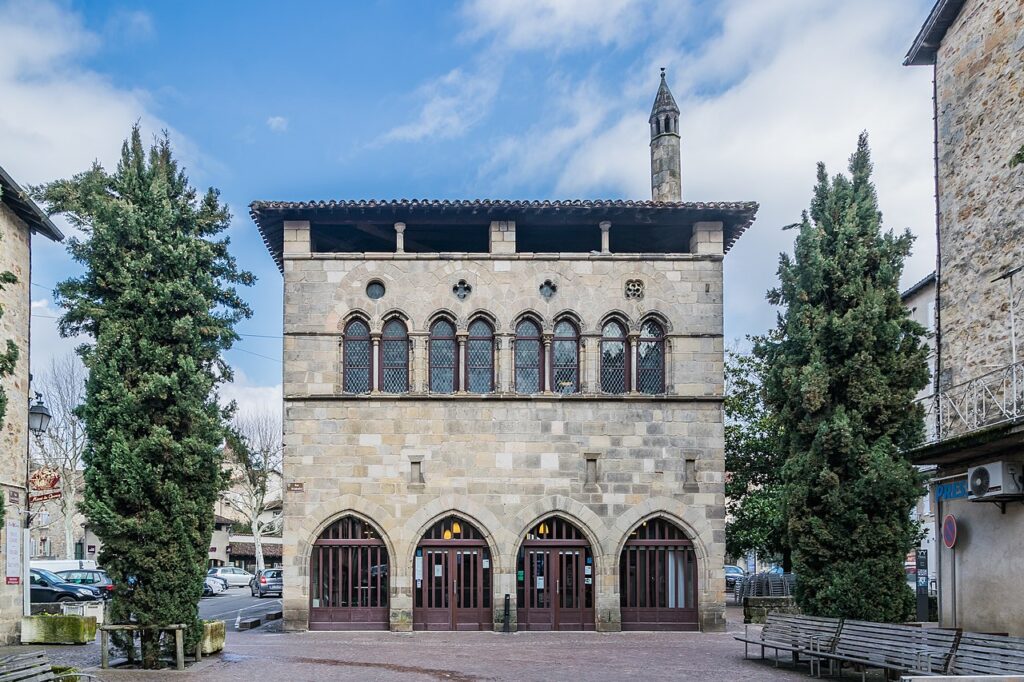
(917, 360, 1024, 444)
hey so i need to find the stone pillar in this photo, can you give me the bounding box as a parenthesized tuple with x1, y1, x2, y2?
(579, 337, 588, 392)
(370, 332, 381, 394)
(628, 332, 640, 394)
(490, 220, 515, 254)
(689, 221, 724, 255)
(394, 222, 406, 254)
(411, 334, 427, 393)
(494, 337, 503, 392)
(542, 334, 553, 394)
(503, 336, 515, 393)
(599, 221, 611, 254)
(282, 220, 311, 257)
(456, 331, 468, 393)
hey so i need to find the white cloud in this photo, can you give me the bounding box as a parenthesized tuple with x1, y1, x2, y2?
(29, 299, 85, 375)
(218, 369, 282, 421)
(381, 63, 502, 143)
(104, 9, 154, 42)
(266, 116, 288, 133)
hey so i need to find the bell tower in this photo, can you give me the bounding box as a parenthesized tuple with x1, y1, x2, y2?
(650, 68, 681, 202)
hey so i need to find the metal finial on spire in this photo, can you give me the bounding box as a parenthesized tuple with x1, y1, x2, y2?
(660, 67, 666, 78)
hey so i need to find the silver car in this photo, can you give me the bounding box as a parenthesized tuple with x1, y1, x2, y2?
(207, 566, 254, 588)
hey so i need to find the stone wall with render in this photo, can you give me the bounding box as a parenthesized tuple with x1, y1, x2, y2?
(280, 220, 728, 632)
(935, 0, 1024, 388)
(0, 202, 31, 644)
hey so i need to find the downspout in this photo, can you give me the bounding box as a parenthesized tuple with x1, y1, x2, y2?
(931, 61, 945, 628)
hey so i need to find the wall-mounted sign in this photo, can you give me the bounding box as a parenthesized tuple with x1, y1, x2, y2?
(434, 564, 443, 578)
(415, 556, 423, 581)
(536, 576, 544, 590)
(87, 545, 96, 554)
(935, 479, 968, 502)
(209, 547, 216, 553)
(942, 514, 958, 549)
(5, 519, 21, 585)
(287, 482, 304, 493)
(29, 491, 62, 504)
(482, 558, 489, 569)
(29, 468, 60, 491)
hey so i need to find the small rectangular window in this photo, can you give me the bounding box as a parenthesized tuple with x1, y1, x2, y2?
(584, 454, 599, 486)
(411, 460, 424, 484)
(685, 458, 697, 484)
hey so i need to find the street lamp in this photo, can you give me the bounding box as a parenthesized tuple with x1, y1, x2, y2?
(23, 392, 51, 616)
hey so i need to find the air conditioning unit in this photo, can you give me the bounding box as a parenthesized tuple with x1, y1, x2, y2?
(968, 461, 1024, 501)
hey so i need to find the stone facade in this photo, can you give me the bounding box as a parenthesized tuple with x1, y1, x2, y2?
(0, 201, 31, 644)
(933, 0, 1024, 388)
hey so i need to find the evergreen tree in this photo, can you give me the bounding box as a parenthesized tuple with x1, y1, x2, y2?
(757, 134, 928, 622)
(35, 128, 253, 666)
(725, 343, 789, 569)
(0, 188, 18, 519)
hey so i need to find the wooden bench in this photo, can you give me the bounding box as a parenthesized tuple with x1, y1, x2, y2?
(946, 631, 1024, 676)
(808, 620, 959, 680)
(734, 612, 842, 667)
(0, 650, 99, 681)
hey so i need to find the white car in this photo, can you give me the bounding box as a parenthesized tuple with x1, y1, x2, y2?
(207, 566, 254, 588)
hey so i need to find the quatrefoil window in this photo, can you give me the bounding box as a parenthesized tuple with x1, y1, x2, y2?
(539, 280, 558, 300)
(452, 279, 472, 300)
(625, 279, 645, 300)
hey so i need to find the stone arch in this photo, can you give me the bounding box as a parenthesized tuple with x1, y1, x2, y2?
(425, 308, 459, 332)
(637, 310, 673, 334)
(293, 495, 399, 597)
(552, 309, 585, 333)
(598, 310, 633, 334)
(380, 307, 414, 331)
(511, 309, 546, 334)
(511, 495, 608, 560)
(401, 495, 513, 574)
(467, 309, 500, 332)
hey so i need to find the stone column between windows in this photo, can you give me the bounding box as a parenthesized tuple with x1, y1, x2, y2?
(456, 331, 468, 393)
(394, 222, 406, 254)
(493, 337, 503, 392)
(411, 333, 427, 393)
(370, 332, 382, 394)
(664, 337, 674, 394)
(501, 335, 514, 393)
(579, 337, 588, 392)
(542, 333, 553, 394)
(628, 331, 640, 394)
(584, 333, 599, 394)
(599, 221, 611, 254)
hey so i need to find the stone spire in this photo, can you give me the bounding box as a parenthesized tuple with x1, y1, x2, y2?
(649, 68, 681, 202)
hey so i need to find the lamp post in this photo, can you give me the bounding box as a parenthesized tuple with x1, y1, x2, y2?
(23, 392, 52, 616)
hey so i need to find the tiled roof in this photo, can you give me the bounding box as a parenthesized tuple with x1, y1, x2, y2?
(0, 164, 63, 241)
(901, 271, 936, 301)
(904, 0, 965, 66)
(250, 198, 759, 272)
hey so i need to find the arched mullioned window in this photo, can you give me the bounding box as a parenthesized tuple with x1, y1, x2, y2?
(429, 319, 457, 393)
(343, 319, 371, 394)
(551, 319, 579, 394)
(466, 318, 494, 393)
(601, 320, 629, 394)
(637, 320, 666, 394)
(380, 319, 409, 393)
(515, 319, 543, 394)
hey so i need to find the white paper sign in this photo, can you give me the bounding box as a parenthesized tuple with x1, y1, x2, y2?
(5, 519, 20, 585)
(415, 557, 423, 581)
(312, 598, 320, 608)
(584, 565, 592, 575)
(434, 564, 443, 577)
(536, 576, 544, 589)
(482, 559, 490, 569)
(585, 577, 592, 585)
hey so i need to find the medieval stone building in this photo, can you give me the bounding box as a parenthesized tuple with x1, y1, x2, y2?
(254, 73, 757, 632)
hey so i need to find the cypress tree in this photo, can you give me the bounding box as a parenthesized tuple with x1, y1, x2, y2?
(757, 134, 928, 621)
(35, 128, 253, 666)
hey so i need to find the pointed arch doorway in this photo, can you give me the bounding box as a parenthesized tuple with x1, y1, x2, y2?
(619, 517, 699, 631)
(516, 516, 595, 631)
(413, 515, 493, 631)
(309, 516, 390, 631)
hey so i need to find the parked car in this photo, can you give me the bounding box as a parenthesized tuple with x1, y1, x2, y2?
(203, 576, 228, 597)
(57, 569, 115, 600)
(207, 566, 254, 588)
(725, 565, 746, 590)
(30, 568, 102, 603)
(250, 569, 283, 598)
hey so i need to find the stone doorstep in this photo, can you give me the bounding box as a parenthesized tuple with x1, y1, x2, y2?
(237, 618, 262, 630)
(264, 611, 283, 622)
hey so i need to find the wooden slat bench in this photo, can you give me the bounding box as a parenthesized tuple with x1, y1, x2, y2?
(808, 620, 959, 680)
(735, 612, 842, 667)
(0, 650, 99, 681)
(946, 631, 1024, 676)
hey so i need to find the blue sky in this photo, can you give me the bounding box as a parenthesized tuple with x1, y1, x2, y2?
(3, 0, 937, 412)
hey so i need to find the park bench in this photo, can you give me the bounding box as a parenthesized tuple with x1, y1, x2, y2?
(945, 631, 1024, 676)
(735, 612, 842, 666)
(0, 650, 99, 681)
(808, 620, 959, 680)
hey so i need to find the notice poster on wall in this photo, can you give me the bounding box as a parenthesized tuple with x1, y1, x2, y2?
(536, 576, 544, 589)
(5, 519, 21, 585)
(415, 556, 423, 581)
(434, 564, 443, 578)
(584, 565, 592, 575)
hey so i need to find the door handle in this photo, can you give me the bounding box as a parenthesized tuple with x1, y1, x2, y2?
(556, 579, 560, 595)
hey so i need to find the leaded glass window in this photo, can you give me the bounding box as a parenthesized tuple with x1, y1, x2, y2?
(381, 319, 409, 393)
(637, 320, 665, 394)
(515, 319, 542, 394)
(551, 320, 579, 394)
(467, 319, 494, 393)
(601, 320, 628, 394)
(429, 319, 457, 393)
(343, 319, 371, 393)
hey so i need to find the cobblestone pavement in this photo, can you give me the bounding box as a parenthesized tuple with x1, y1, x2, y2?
(8, 606, 885, 681)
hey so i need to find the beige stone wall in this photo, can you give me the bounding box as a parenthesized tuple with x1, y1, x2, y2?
(0, 203, 31, 643)
(935, 0, 1024, 388)
(280, 221, 728, 632)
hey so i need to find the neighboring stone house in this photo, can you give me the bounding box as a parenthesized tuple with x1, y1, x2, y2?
(905, 0, 1024, 635)
(0, 164, 63, 644)
(253, 73, 757, 632)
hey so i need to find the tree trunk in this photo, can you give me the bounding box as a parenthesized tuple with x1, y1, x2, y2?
(63, 476, 76, 559)
(253, 518, 264, 572)
(141, 629, 159, 669)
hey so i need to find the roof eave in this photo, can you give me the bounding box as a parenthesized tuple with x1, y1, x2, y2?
(0, 164, 63, 242)
(904, 0, 967, 66)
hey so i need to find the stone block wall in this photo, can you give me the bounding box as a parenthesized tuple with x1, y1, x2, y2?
(280, 228, 728, 632)
(0, 203, 31, 644)
(935, 0, 1024, 388)
(742, 596, 799, 625)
